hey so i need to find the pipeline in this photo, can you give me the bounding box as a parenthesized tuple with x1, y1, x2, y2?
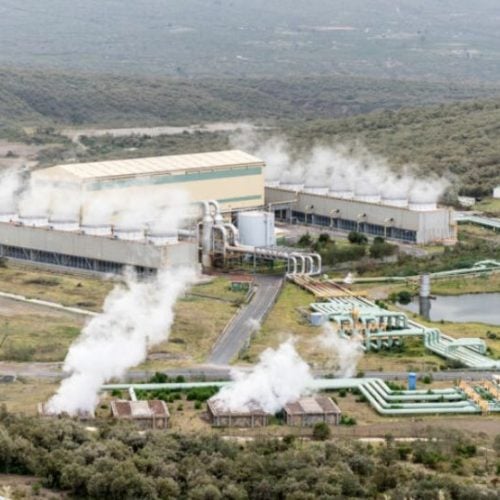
(102, 377, 495, 416)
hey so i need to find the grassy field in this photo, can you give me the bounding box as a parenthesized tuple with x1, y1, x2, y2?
(430, 272, 500, 295)
(145, 295, 240, 367)
(0, 271, 244, 364)
(0, 378, 59, 414)
(0, 314, 83, 362)
(476, 197, 500, 215)
(0, 262, 113, 311)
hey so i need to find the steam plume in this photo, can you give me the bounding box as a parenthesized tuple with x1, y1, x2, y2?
(46, 267, 195, 416)
(318, 323, 364, 377)
(232, 133, 449, 203)
(214, 339, 314, 413)
(0, 168, 23, 214)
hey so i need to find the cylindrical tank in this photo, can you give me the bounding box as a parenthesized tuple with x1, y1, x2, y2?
(419, 274, 431, 298)
(408, 372, 417, 391)
(113, 226, 145, 241)
(237, 211, 276, 248)
(265, 180, 280, 188)
(81, 224, 113, 236)
(0, 212, 18, 223)
(354, 194, 381, 203)
(49, 219, 80, 232)
(309, 312, 326, 326)
(381, 197, 409, 208)
(408, 202, 437, 211)
(328, 189, 354, 200)
(279, 182, 304, 192)
(18, 215, 49, 227)
(303, 180, 329, 195)
(147, 231, 178, 246)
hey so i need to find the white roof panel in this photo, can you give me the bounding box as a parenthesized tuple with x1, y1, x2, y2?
(36, 150, 264, 182)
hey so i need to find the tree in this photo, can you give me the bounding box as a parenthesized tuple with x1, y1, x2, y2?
(348, 232, 368, 245)
(298, 232, 313, 247)
(312, 422, 331, 441)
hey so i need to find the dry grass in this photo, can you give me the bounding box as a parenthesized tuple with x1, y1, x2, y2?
(243, 283, 321, 363)
(475, 197, 500, 215)
(0, 378, 59, 415)
(144, 295, 239, 367)
(0, 262, 113, 311)
(430, 272, 500, 295)
(0, 314, 84, 362)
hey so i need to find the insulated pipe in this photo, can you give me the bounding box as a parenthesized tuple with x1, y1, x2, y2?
(224, 223, 239, 246)
(305, 255, 314, 275)
(209, 200, 224, 225)
(199, 201, 214, 267)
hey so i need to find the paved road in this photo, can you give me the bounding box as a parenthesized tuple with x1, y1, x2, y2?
(207, 275, 284, 365)
(0, 361, 496, 383)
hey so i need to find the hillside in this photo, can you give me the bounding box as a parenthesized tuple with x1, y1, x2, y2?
(1, 0, 500, 81)
(282, 99, 500, 197)
(0, 68, 499, 129)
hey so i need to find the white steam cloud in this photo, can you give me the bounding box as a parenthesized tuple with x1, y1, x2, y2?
(318, 323, 364, 378)
(214, 339, 314, 414)
(232, 133, 449, 204)
(46, 267, 195, 416)
(0, 168, 23, 214)
(2, 168, 193, 232)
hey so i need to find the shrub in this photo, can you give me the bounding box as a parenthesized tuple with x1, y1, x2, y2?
(348, 231, 368, 245)
(298, 233, 313, 247)
(340, 415, 357, 426)
(312, 422, 331, 440)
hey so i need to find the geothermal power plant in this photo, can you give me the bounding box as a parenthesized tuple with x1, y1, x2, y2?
(0, 149, 457, 275)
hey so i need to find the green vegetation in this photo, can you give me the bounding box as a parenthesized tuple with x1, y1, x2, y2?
(312, 421, 331, 440)
(281, 99, 500, 197)
(0, 262, 113, 311)
(0, 317, 82, 362)
(0, 410, 497, 499)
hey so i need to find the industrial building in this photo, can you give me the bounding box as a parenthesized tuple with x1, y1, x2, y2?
(283, 396, 341, 427)
(206, 398, 270, 427)
(32, 150, 266, 213)
(266, 186, 457, 245)
(110, 400, 169, 429)
(0, 222, 197, 274)
(0, 150, 323, 275)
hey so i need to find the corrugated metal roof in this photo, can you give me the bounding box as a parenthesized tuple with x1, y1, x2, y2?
(111, 400, 169, 418)
(284, 396, 341, 415)
(35, 150, 264, 182)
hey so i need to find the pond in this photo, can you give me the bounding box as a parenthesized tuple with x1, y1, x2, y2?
(399, 293, 500, 326)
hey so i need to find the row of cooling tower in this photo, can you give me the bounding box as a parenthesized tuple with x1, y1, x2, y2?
(266, 181, 438, 211)
(0, 212, 179, 245)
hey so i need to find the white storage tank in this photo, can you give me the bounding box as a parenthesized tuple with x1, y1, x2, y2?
(50, 218, 80, 232)
(18, 215, 49, 227)
(147, 230, 178, 246)
(0, 212, 18, 223)
(303, 179, 329, 195)
(408, 201, 437, 211)
(381, 196, 409, 208)
(237, 211, 276, 248)
(81, 224, 113, 236)
(114, 225, 145, 241)
(265, 180, 280, 188)
(329, 189, 354, 200)
(354, 193, 381, 203)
